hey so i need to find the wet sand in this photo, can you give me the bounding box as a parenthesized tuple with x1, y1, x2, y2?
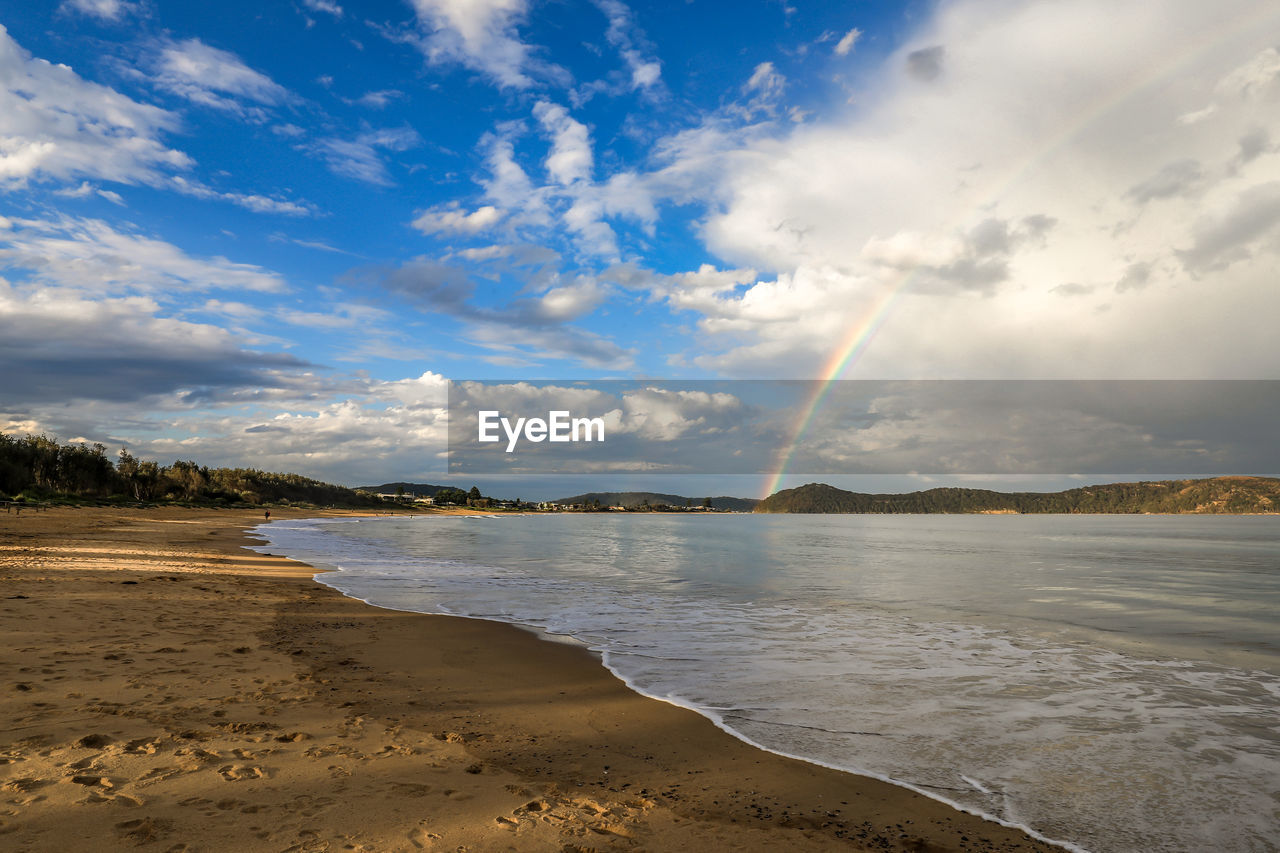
(0, 506, 1063, 851)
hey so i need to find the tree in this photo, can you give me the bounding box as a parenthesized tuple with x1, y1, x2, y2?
(703, 496, 713, 508)
(469, 486, 481, 500)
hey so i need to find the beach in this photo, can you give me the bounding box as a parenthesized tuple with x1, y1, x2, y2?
(0, 507, 1061, 852)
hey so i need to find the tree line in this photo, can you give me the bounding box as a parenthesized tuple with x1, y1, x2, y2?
(0, 433, 380, 507)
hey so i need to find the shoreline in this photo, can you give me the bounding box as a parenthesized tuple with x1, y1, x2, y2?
(279, 517, 1082, 851)
(3, 506, 1065, 851)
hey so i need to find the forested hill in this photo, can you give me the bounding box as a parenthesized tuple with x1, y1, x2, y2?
(552, 492, 759, 511)
(754, 477, 1280, 514)
(0, 433, 379, 507)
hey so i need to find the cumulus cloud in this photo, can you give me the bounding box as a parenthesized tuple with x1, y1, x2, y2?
(0, 25, 190, 188)
(408, 0, 560, 89)
(621, 0, 1280, 379)
(412, 204, 504, 234)
(462, 112, 657, 258)
(533, 101, 593, 184)
(154, 376, 449, 484)
(9, 371, 453, 486)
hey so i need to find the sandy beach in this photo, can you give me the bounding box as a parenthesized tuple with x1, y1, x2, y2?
(0, 507, 1062, 852)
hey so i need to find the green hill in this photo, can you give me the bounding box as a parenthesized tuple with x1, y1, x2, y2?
(754, 477, 1280, 514)
(552, 491, 759, 511)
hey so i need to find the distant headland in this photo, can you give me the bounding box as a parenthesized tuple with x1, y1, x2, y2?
(753, 478, 1280, 514)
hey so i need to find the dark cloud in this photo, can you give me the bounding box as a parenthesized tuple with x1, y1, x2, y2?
(1114, 261, 1151, 293)
(1051, 282, 1093, 297)
(0, 292, 309, 404)
(364, 257, 631, 368)
(1126, 159, 1203, 203)
(1235, 127, 1271, 166)
(1177, 181, 1280, 273)
(914, 217, 1061, 294)
(906, 45, 945, 81)
(447, 380, 1280, 476)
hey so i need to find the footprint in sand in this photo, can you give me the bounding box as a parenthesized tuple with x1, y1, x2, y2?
(124, 737, 163, 755)
(115, 817, 169, 844)
(387, 782, 432, 798)
(70, 775, 113, 788)
(217, 765, 266, 782)
(273, 732, 310, 743)
(407, 825, 442, 848)
(137, 767, 185, 786)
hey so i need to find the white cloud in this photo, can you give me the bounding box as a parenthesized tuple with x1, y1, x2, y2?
(464, 107, 658, 258)
(167, 176, 312, 215)
(411, 203, 504, 234)
(408, 0, 552, 89)
(152, 38, 292, 117)
(60, 0, 136, 20)
(309, 127, 421, 185)
(834, 28, 862, 57)
(0, 29, 308, 216)
(593, 0, 663, 92)
(53, 181, 126, 205)
(0, 25, 190, 188)
(301, 0, 343, 17)
(637, 0, 1280, 379)
(276, 303, 393, 330)
(4, 367, 453, 486)
(0, 215, 288, 296)
(744, 61, 784, 98)
(479, 133, 550, 224)
(352, 89, 402, 109)
(533, 101, 593, 184)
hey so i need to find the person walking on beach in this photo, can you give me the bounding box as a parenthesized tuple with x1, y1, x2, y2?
(264, 510, 270, 522)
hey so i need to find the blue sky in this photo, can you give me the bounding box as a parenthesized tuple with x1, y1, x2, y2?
(2, 0, 1279, 496)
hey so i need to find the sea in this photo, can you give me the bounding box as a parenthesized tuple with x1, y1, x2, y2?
(252, 513, 1280, 853)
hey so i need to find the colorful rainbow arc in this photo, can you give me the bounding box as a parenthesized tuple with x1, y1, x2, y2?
(758, 2, 1280, 501)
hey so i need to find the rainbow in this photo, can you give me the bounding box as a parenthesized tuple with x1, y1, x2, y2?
(758, 1, 1279, 501)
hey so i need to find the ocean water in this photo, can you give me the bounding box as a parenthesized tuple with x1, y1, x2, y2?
(253, 513, 1280, 853)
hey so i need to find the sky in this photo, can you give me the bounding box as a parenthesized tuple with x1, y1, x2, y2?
(1, 0, 1278, 498)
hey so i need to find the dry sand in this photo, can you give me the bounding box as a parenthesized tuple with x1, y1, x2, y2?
(0, 506, 1064, 852)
